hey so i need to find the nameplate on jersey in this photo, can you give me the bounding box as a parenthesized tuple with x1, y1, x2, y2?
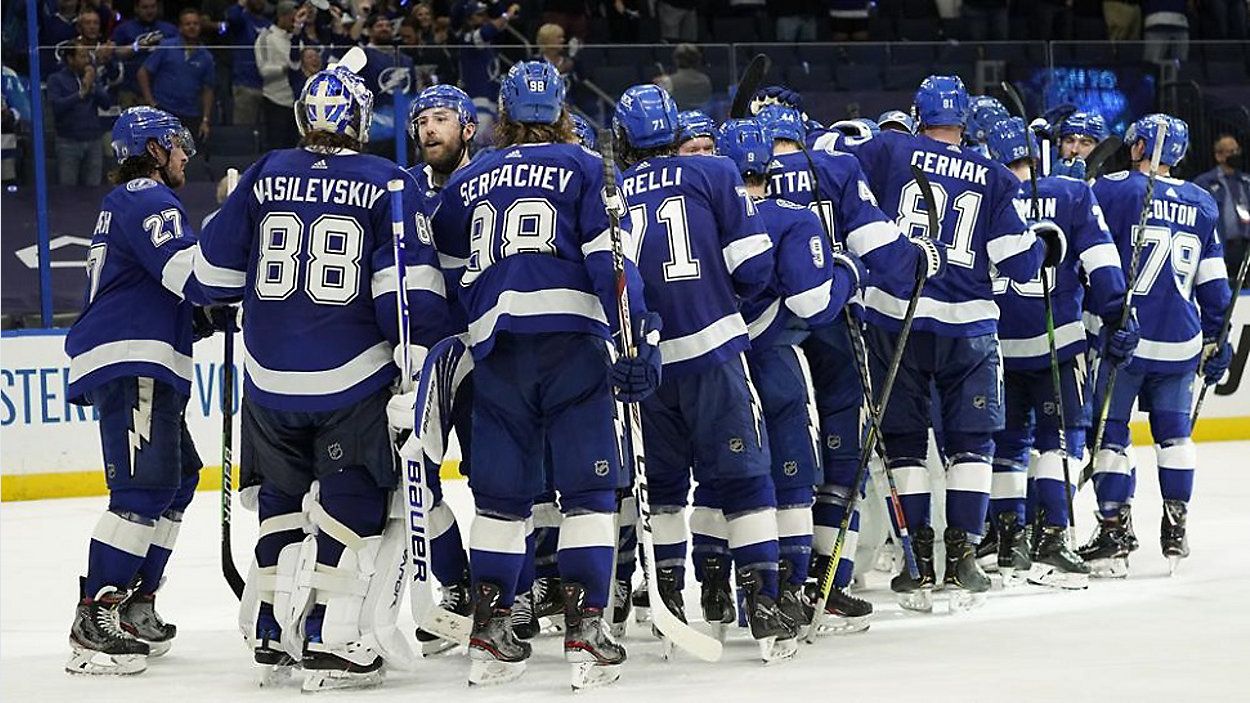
(458, 164, 574, 205)
(1149, 200, 1198, 227)
(910, 151, 989, 186)
(1014, 196, 1057, 221)
(622, 166, 683, 198)
(769, 169, 813, 194)
(252, 176, 386, 209)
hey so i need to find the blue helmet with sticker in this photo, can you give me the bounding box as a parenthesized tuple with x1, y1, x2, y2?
(749, 85, 804, 117)
(913, 75, 970, 128)
(111, 106, 196, 162)
(571, 113, 597, 150)
(1058, 111, 1108, 142)
(756, 104, 806, 144)
(1126, 113, 1189, 166)
(296, 64, 375, 142)
(678, 110, 717, 144)
(716, 118, 771, 178)
(408, 84, 476, 138)
(877, 109, 915, 134)
(498, 60, 565, 124)
(614, 83, 679, 150)
(986, 116, 1039, 167)
(966, 95, 1009, 144)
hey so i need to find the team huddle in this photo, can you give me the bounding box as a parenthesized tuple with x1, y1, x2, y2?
(61, 46, 1236, 692)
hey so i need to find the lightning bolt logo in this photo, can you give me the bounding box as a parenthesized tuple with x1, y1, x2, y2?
(128, 378, 155, 475)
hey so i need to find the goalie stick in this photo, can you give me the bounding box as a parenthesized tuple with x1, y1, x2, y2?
(600, 130, 723, 662)
(729, 53, 770, 119)
(220, 167, 244, 600)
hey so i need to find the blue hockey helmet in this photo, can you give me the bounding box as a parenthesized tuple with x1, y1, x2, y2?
(111, 106, 195, 162)
(571, 113, 597, 150)
(296, 64, 375, 142)
(1059, 111, 1108, 142)
(877, 109, 915, 134)
(756, 104, 806, 144)
(985, 116, 1039, 166)
(716, 118, 771, 178)
(408, 84, 476, 138)
(913, 75, 970, 128)
(749, 84, 804, 117)
(966, 95, 1009, 144)
(678, 110, 717, 144)
(1126, 113, 1189, 166)
(498, 60, 566, 125)
(614, 83, 679, 150)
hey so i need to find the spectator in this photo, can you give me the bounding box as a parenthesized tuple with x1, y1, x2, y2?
(455, 2, 520, 101)
(410, 2, 436, 35)
(541, 0, 590, 40)
(70, 11, 122, 92)
(41, 0, 81, 79)
(657, 43, 711, 111)
(2, 63, 32, 183)
(223, 0, 272, 126)
(962, 0, 1009, 40)
(400, 15, 458, 87)
(289, 45, 323, 99)
(829, 0, 872, 41)
(1195, 134, 1250, 285)
(657, 0, 698, 42)
(359, 11, 414, 143)
(48, 41, 111, 186)
(772, 0, 818, 42)
(535, 23, 574, 77)
(78, 0, 117, 39)
(1142, 0, 1189, 61)
(138, 7, 216, 141)
(1103, 0, 1142, 40)
(255, 0, 300, 150)
(111, 0, 177, 108)
(604, 0, 642, 43)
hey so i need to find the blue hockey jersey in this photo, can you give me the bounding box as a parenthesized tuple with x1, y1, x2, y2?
(849, 130, 1044, 337)
(429, 142, 646, 359)
(766, 147, 918, 300)
(741, 198, 848, 348)
(406, 162, 469, 335)
(620, 154, 772, 378)
(67, 178, 210, 404)
(1092, 171, 1231, 373)
(197, 148, 449, 412)
(995, 175, 1127, 370)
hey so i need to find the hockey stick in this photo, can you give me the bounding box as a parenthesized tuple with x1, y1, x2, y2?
(798, 146, 921, 583)
(1089, 122, 1169, 472)
(1191, 248, 1250, 425)
(1002, 82, 1077, 539)
(805, 164, 936, 643)
(220, 167, 245, 600)
(729, 53, 770, 119)
(1084, 136, 1124, 182)
(600, 130, 722, 662)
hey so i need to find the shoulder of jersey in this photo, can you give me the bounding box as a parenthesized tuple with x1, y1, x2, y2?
(125, 177, 160, 193)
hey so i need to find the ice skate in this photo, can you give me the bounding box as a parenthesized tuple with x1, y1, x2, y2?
(119, 587, 176, 657)
(631, 581, 651, 624)
(994, 512, 1031, 586)
(777, 560, 812, 628)
(890, 524, 936, 612)
(975, 519, 999, 572)
(514, 576, 563, 640)
(1077, 512, 1130, 578)
(874, 536, 902, 574)
(1121, 504, 1140, 553)
(252, 603, 295, 687)
(610, 579, 632, 638)
(652, 567, 686, 659)
(1161, 500, 1190, 576)
(738, 567, 798, 663)
(943, 528, 990, 614)
(563, 582, 625, 690)
(416, 577, 470, 655)
(66, 580, 149, 676)
(699, 557, 736, 642)
(1027, 525, 1090, 590)
(468, 582, 530, 686)
(807, 585, 871, 635)
(301, 643, 384, 692)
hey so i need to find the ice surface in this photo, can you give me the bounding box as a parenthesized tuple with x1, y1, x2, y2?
(4, 442, 1249, 702)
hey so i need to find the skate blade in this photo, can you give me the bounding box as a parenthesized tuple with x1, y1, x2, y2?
(256, 663, 295, 688)
(141, 639, 172, 658)
(814, 614, 870, 636)
(1087, 557, 1129, 579)
(420, 637, 461, 657)
(1026, 565, 1090, 590)
(758, 636, 798, 664)
(946, 589, 987, 614)
(65, 645, 147, 676)
(571, 662, 622, 691)
(633, 605, 651, 624)
(301, 668, 384, 693)
(468, 658, 526, 686)
(896, 588, 934, 613)
(1166, 555, 1184, 576)
(978, 555, 999, 573)
(707, 621, 729, 643)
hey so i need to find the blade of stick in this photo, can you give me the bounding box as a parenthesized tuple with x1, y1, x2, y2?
(1084, 135, 1123, 180)
(730, 54, 771, 119)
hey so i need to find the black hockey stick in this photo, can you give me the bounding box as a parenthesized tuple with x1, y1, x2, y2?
(1192, 248, 1250, 426)
(220, 168, 244, 600)
(1001, 81, 1077, 538)
(729, 53, 770, 119)
(600, 130, 722, 662)
(805, 164, 936, 642)
(1083, 135, 1124, 181)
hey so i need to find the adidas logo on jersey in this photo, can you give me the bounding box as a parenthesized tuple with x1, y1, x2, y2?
(312, 160, 328, 170)
(505, 150, 522, 159)
(1166, 187, 1179, 198)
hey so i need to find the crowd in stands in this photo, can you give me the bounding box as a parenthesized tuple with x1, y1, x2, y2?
(0, 0, 1248, 187)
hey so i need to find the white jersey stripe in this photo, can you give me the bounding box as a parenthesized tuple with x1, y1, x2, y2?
(68, 338, 194, 385)
(1000, 320, 1086, 358)
(468, 288, 608, 348)
(722, 233, 773, 274)
(864, 286, 999, 326)
(659, 312, 748, 365)
(244, 340, 393, 396)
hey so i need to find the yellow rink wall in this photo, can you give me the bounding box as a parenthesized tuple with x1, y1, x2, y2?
(3, 316, 1248, 502)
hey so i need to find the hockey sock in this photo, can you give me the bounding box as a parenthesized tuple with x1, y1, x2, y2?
(812, 486, 857, 587)
(1093, 422, 1133, 518)
(470, 510, 528, 608)
(556, 511, 615, 609)
(777, 506, 813, 584)
(990, 456, 1028, 525)
(651, 505, 689, 585)
(517, 517, 536, 596)
(86, 486, 177, 594)
(690, 505, 730, 583)
(136, 471, 200, 593)
(616, 493, 639, 586)
(532, 499, 561, 580)
(944, 433, 994, 541)
(428, 501, 470, 585)
(1156, 438, 1196, 503)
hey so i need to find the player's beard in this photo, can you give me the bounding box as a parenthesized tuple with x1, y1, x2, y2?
(422, 135, 466, 177)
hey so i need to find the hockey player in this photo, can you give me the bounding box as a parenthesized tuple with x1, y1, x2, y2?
(572, 113, 597, 150)
(676, 109, 716, 155)
(756, 102, 938, 629)
(719, 117, 866, 628)
(848, 75, 1065, 611)
(877, 110, 915, 134)
(984, 116, 1136, 588)
(65, 106, 216, 676)
(197, 60, 450, 690)
(429, 61, 658, 687)
(1053, 111, 1108, 180)
(613, 83, 798, 661)
(1083, 114, 1232, 577)
(964, 95, 1010, 156)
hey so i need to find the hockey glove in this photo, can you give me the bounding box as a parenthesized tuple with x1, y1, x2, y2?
(192, 305, 238, 340)
(1103, 311, 1140, 368)
(831, 250, 867, 291)
(1200, 338, 1233, 385)
(1052, 156, 1087, 180)
(612, 311, 662, 403)
(1030, 220, 1067, 268)
(910, 235, 944, 279)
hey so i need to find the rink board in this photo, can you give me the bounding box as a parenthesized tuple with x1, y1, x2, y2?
(4, 299, 1249, 501)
